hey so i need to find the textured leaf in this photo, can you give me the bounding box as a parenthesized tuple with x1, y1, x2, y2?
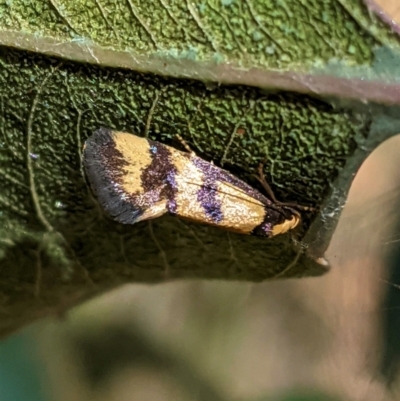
(0, 0, 380, 67)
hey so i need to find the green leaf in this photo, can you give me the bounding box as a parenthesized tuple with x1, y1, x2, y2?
(0, 0, 400, 336)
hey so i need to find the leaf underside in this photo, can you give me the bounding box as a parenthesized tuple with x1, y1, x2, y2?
(0, 0, 399, 336)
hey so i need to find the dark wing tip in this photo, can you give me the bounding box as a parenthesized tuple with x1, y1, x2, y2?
(83, 128, 143, 225)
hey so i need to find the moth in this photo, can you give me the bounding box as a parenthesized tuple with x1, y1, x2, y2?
(83, 128, 305, 237)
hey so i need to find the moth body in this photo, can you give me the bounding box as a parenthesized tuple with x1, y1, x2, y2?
(83, 128, 300, 237)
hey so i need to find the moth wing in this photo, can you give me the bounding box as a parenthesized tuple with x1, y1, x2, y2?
(214, 180, 266, 206)
(171, 156, 268, 232)
(178, 173, 266, 208)
(135, 200, 168, 222)
(83, 128, 168, 225)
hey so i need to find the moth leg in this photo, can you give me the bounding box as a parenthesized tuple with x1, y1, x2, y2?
(175, 134, 196, 156)
(175, 134, 216, 164)
(256, 163, 279, 203)
(256, 164, 314, 212)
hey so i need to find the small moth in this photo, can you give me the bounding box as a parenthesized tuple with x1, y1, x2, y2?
(83, 128, 303, 238)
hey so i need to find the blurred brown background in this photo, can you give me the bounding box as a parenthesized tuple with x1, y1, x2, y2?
(375, 0, 400, 21)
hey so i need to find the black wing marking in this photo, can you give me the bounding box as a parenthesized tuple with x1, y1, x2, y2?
(83, 128, 144, 224)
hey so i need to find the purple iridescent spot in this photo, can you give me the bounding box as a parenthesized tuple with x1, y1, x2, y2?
(192, 157, 223, 223)
(165, 170, 178, 214)
(167, 199, 177, 214)
(260, 222, 272, 235)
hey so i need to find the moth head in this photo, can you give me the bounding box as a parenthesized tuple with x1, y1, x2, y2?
(270, 212, 300, 236)
(251, 207, 300, 238)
